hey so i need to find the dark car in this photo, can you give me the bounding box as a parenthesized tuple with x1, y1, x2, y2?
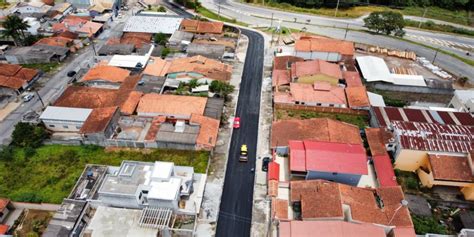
(262, 156, 270, 172)
(67, 71, 76, 77)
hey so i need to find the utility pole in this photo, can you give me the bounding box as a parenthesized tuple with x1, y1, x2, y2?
(418, 8, 428, 28)
(217, 3, 221, 19)
(432, 47, 439, 64)
(334, 0, 340, 17)
(270, 13, 274, 28)
(34, 90, 45, 107)
(344, 23, 349, 40)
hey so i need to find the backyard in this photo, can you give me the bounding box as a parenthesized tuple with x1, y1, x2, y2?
(0, 145, 209, 204)
(275, 109, 369, 128)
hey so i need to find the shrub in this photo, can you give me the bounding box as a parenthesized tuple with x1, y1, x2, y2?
(161, 47, 171, 58)
(412, 215, 447, 234)
(11, 123, 48, 148)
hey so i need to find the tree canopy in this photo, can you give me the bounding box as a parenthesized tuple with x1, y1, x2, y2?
(11, 123, 49, 148)
(1, 15, 30, 46)
(364, 11, 406, 36)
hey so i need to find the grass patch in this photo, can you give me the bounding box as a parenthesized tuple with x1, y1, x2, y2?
(21, 62, 61, 73)
(402, 6, 471, 26)
(196, 6, 248, 26)
(0, 145, 209, 204)
(276, 109, 368, 128)
(13, 209, 53, 237)
(412, 215, 448, 235)
(405, 19, 474, 37)
(394, 169, 420, 192)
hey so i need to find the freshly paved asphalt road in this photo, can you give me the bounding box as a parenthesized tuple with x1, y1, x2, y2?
(215, 29, 264, 237)
(164, 2, 265, 236)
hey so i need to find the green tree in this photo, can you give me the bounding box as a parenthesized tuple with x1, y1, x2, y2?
(209, 80, 234, 97)
(188, 79, 199, 88)
(1, 15, 30, 46)
(154, 32, 168, 46)
(11, 123, 48, 148)
(364, 11, 406, 36)
(157, 6, 166, 12)
(161, 47, 171, 57)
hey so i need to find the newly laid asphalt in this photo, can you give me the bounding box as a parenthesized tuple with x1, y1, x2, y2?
(215, 29, 264, 237)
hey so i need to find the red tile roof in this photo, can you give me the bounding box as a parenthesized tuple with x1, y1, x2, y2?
(0, 75, 26, 89)
(77, 21, 103, 37)
(0, 224, 8, 235)
(0, 198, 10, 212)
(277, 82, 346, 105)
(273, 198, 288, 220)
(295, 37, 354, 56)
(272, 69, 290, 87)
(428, 154, 473, 182)
(268, 162, 280, 181)
(0, 64, 38, 82)
(137, 94, 207, 117)
(290, 180, 414, 228)
(80, 106, 118, 134)
(392, 121, 474, 154)
(273, 56, 304, 71)
(120, 32, 152, 48)
(268, 179, 278, 197)
(143, 57, 170, 77)
(365, 128, 391, 156)
(290, 60, 342, 80)
(0, 64, 22, 76)
(289, 140, 368, 175)
(35, 36, 72, 47)
(279, 221, 387, 237)
(167, 55, 232, 82)
(190, 114, 219, 149)
(373, 155, 398, 187)
(82, 65, 131, 83)
(346, 86, 370, 108)
(343, 71, 363, 87)
(180, 19, 224, 34)
(271, 118, 361, 147)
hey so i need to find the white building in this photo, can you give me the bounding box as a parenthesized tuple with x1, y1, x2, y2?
(24, 17, 41, 35)
(11, 1, 51, 14)
(123, 15, 183, 34)
(449, 90, 474, 115)
(39, 106, 92, 132)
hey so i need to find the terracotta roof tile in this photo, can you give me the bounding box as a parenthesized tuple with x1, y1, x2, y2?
(80, 106, 118, 134)
(346, 86, 370, 108)
(77, 21, 103, 37)
(271, 118, 361, 147)
(291, 60, 342, 80)
(291, 180, 413, 227)
(287, 82, 347, 105)
(274, 198, 288, 220)
(429, 154, 474, 182)
(190, 114, 219, 149)
(0, 224, 8, 235)
(137, 94, 207, 117)
(181, 19, 223, 34)
(143, 57, 170, 77)
(35, 36, 72, 47)
(120, 32, 152, 48)
(0, 75, 26, 89)
(16, 68, 39, 82)
(167, 55, 232, 82)
(54, 30, 78, 39)
(268, 180, 278, 197)
(343, 71, 363, 87)
(120, 91, 143, 115)
(0, 198, 10, 212)
(295, 37, 354, 56)
(272, 69, 290, 87)
(273, 56, 304, 71)
(279, 220, 388, 237)
(365, 128, 390, 156)
(145, 116, 166, 141)
(54, 86, 118, 108)
(0, 64, 22, 76)
(82, 65, 131, 83)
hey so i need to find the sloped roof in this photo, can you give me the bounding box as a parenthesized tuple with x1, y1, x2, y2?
(137, 94, 207, 117)
(0, 198, 10, 212)
(295, 36, 354, 56)
(77, 21, 103, 36)
(82, 65, 131, 83)
(167, 55, 232, 81)
(343, 71, 363, 87)
(190, 114, 219, 148)
(0, 64, 22, 76)
(273, 56, 304, 71)
(0, 75, 26, 90)
(285, 82, 347, 105)
(80, 107, 118, 134)
(143, 57, 170, 77)
(279, 221, 387, 237)
(428, 154, 474, 182)
(346, 86, 370, 108)
(291, 60, 342, 80)
(271, 118, 361, 147)
(272, 69, 290, 87)
(180, 19, 224, 34)
(35, 36, 72, 47)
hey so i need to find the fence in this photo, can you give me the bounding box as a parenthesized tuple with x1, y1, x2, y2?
(275, 103, 369, 116)
(369, 82, 454, 95)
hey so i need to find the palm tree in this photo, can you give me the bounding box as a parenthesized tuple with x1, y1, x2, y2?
(1, 15, 30, 46)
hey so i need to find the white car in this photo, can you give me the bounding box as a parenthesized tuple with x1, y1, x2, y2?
(23, 94, 35, 102)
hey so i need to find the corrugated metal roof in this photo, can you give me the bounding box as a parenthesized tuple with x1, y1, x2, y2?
(40, 106, 92, 122)
(123, 15, 182, 34)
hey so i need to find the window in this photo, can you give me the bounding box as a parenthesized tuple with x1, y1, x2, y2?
(76, 126, 82, 129)
(49, 125, 55, 128)
(332, 172, 338, 175)
(63, 125, 68, 129)
(329, 104, 334, 107)
(316, 103, 322, 106)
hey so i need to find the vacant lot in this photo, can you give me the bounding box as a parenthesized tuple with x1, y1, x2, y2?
(14, 209, 53, 237)
(275, 109, 369, 128)
(0, 145, 209, 204)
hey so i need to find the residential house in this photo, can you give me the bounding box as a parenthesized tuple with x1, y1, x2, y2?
(97, 44, 135, 56)
(272, 56, 303, 88)
(4, 44, 69, 64)
(180, 19, 224, 35)
(166, 55, 232, 83)
(40, 106, 93, 132)
(168, 30, 194, 51)
(271, 118, 362, 154)
(49, 2, 74, 19)
(81, 65, 131, 87)
(136, 94, 207, 119)
(345, 86, 370, 109)
(0, 198, 13, 223)
(0, 64, 40, 96)
(123, 15, 183, 35)
(24, 17, 41, 35)
(35, 36, 74, 48)
(186, 43, 225, 60)
(76, 21, 103, 37)
(274, 82, 347, 108)
(189, 114, 219, 150)
(295, 36, 354, 62)
(288, 140, 368, 186)
(290, 59, 342, 85)
(289, 180, 415, 235)
(371, 106, 474, 127)
(343, 71, 363, 87)
(97, 160, 205, 214)
(143, 57, 169, 77)
(52, 15, 89, 33)
(11, 1, 51, 15)
(390, 121, 473, 172)
(365, 128, 398, 187)
(80, 106, 120, 145)
(449, 90, 474, 115)
(279, 221, 388, 237)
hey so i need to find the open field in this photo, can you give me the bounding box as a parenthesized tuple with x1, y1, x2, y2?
(0, 145, 209, 203)
(275, 109, 369, 128)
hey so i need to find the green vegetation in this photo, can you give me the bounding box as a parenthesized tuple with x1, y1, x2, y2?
(405, 19, 474, 36)
(0, 145, 209, 203)
(147, 5, 167, 12)
(13, 209, 52, 237)
(401, 6, 471, 26)
(364, 11, 406, 36)
(154, 32, 168, 46)
(412, 215, 448, 235)
(394, 169, 419, 192)
(209, 80, 235, 98)
(22, 62, 61, 73)
(196, 6, 249, 26)
(1, 15, 30, 46)
(276, 109, 369, 128)
(11, 123, 48, 149)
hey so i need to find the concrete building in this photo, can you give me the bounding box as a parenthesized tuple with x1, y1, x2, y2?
(168, 30, 193, 50)
(11, 1, 51, 15)
(288, 140, 368, 186)
(123, 15, 183, 34)
(449, 90, 474, 115)
(186, 43, 225, 60)
(97, 160, 205, 215)
(24, 17, 41, 35)
(40, 106, 93, 132)
(5, 44, 69, 64)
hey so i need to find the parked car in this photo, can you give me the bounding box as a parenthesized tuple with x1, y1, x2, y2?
(262, 156, 270, 172)
(23, 93, 35, 102)
(233, 117, 240, 129)
(239, 144, 248, 162)
(67, 71, 76, 77)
